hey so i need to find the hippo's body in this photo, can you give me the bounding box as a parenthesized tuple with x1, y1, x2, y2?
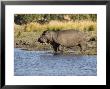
(38, 30, 87, 53)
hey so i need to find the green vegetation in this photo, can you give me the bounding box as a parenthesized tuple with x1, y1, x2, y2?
(14, 14, 97, 25)
(14, 14, 97, 55)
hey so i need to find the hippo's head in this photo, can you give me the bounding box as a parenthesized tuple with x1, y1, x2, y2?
(38, 30, 55, 44)
(38, 35, 47, 43)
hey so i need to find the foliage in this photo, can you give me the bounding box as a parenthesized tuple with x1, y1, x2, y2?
(14, 14, 97, 25)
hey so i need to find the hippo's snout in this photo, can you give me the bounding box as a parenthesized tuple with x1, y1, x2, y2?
(38, 38, 41, 42)
(38, 38, 43, 43)
(38, 36, 47, 43)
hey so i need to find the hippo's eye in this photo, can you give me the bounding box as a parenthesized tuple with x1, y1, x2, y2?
(42, 33, 45, 35)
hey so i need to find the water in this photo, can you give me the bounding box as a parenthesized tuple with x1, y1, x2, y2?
(14, 48, 97, 76)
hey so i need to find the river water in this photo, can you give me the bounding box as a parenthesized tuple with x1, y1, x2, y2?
(14, 48, 97, 76)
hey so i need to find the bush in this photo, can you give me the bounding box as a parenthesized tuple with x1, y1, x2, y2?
(14, 14, 97, 25)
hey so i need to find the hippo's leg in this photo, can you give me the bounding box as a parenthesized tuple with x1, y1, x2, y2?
(58, 45, 64, 53)
(51, 43, 59, 53)
(53, 46, 58, 52)
(79, 41, 87, 53)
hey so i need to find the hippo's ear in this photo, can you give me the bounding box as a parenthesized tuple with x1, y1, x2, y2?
(42, 33, 45, 35)
(42, 30, 48, 35)
(47, 40, 50, 43)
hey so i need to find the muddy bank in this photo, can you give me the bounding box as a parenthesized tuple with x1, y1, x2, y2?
(14, 39, 97, 55)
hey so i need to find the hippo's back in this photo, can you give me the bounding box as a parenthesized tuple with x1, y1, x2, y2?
(56, 30, 86, 46)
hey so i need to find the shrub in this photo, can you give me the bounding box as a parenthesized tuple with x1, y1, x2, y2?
(14, 14, 97, 25)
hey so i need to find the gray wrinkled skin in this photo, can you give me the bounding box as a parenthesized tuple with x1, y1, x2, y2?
(38, 30, 87, 53)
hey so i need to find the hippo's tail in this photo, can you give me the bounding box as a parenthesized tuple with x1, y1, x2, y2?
(85, 32, 97, 42)
(87, 36, 97, 42)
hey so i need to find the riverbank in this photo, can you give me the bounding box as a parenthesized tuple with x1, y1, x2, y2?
(15, 42, 97, 55)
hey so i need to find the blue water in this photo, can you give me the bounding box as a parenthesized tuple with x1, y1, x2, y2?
(14, 48, 97, 76)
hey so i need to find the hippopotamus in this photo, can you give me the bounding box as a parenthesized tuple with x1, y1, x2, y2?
(38, 30, 87, 53)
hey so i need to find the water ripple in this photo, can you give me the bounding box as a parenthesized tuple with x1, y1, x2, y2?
(14, 48, 97, 76)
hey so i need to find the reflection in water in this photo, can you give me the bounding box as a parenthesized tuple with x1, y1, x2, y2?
(14, 48, 97, 76)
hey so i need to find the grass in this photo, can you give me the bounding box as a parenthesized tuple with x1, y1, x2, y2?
(23, 20, 96, 32)
(14, 20, 97, 55)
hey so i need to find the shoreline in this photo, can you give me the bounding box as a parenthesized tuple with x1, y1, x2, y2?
(14, 46, 97, 55)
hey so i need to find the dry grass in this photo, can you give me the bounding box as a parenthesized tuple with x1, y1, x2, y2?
(22, 20, 96, 32)
(47, 20, 96, 31)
